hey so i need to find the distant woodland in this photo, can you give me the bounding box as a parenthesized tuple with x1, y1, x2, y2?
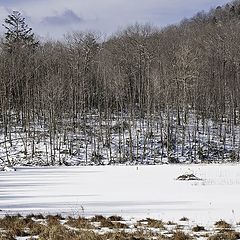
(0, 1, 240, 166)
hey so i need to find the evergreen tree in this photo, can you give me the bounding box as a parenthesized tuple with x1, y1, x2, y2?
(2, 11, 38, 53)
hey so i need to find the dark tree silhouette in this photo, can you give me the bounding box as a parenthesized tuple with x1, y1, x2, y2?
(2, 11, 38, 53)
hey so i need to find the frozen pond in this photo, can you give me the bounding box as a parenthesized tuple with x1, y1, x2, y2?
(1, 164, 240, 225)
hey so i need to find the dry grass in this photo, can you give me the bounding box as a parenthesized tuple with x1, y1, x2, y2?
(172, 231, 192, 240)
(66, 216, 93, 229)
(39, 224, 77, 240)
(137, 218, 165, 229)
(145, 218, 165, 229)
(1, 214, 240, 240)
(91, 215, 128, 229)
(0, 215, 45, 239)
(0, 233, 16, 240)
(102, 230, 169, 240)
(214, 220, 231, 229)
(26, 213, 44, 220)
(0, 215, 30, 237)
(179, 217, 189, 222)
(46, 215, 63, 226)
(108, 215, 123, 221)
(166, 221, 176, 225)
(90, 215, 106, 222)
(208, 230, 240, 240)
(192, 225, 205, 232)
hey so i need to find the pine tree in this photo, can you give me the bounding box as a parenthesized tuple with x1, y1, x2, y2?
(2, 11, 38, 53)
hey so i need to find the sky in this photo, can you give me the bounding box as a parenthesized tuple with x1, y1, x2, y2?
(0, 0, 231, 39)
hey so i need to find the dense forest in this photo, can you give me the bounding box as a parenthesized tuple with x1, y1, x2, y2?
(0, 1, 240, 166)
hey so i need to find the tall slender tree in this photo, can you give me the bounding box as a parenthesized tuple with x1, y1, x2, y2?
(2, 11, 38, 53)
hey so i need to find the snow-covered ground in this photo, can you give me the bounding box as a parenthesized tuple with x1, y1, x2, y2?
(1, 164, 240, 227)
(0, 112, 239, 167)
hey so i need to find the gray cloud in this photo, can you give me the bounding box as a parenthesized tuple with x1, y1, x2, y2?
(0, 0, 232, 38)
(41, 9, 83, 26)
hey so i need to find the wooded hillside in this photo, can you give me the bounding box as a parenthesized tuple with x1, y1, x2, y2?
(0, 1, 240, 166)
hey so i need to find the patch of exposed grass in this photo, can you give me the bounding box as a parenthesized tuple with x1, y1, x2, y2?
(26, 213, 44, 220)
(103, 229, 169, 240)
(41, 226, 104, 240)
(46, 215, 63, 226)
(137, 218, 165, 229)
(166, 221, 176, 225)
(179, 217, 189, 222)
(0, 215, 31, 237)
(145, 218, 165, 229)
(192, 225, 205, 232)
(28, 221, 46, 236)
(172, 231, 192, 240)
(2, 214, 240, 240)
(0, 232, 16, 240)
(214, 220, 231, 229)
(66, 216, 93, 229)
(208, 230, 240, 240)
(90, 215, 106, 222)
(108, 215, 123, 221)
(38, 224, 76, 240)
(0, 215, 46, 239)
(91, 215, 128, 229)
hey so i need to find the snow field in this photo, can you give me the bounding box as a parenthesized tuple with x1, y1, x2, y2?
(1, 164, 240, 228)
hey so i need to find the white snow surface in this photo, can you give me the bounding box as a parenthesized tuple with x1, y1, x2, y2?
(0, 164, 240, 226)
